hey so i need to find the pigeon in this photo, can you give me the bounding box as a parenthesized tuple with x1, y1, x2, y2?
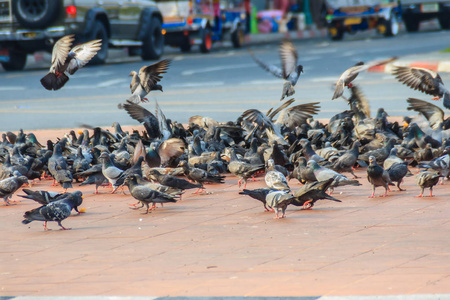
(386, 162, 409, 191)
(76, 164, 107, 194)
(292, 178, 342, 210)
(331, 140, 361, 178)
(0, 173, 29, 205)
(307, 160, 360, 193)
(120, 59, 171, 107)
(22, 191, 83, 231)
(228, 149, 265, 188)
(332, 57, 396, 100)
(415, 171, 441, 197)
(392, 66, 450, 109)
(47, 144, 73, 191)
(265, 190, 295, 219)
(19, 189, 63, 205)
(367, 155, 394, 198)
(250, 39, 303, 100)
(40, 35, 102, 90)
(383, 148, 404, 170)
(406, 98, 444, 130)
(418, 153, 450, 184)
(98, 152, 124, 193)
(178, 160, 225, 192)
(239, 188, 277, 211)
(125, 174, 178, 214)
(289, 157, 317, 184)
(148, 169, 203, 193)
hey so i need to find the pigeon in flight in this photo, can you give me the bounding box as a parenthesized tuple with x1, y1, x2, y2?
(250, 39, 303, 101)
(40, 35, 102, 90)
(332, 57, 396, 100)
(121, 59, 171, 107)
(392, 66, 450, 109)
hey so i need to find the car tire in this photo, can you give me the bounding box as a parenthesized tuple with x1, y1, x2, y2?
(438, 13, 450, 30)
(231, 26, 245, 48)
(383, 12, 399, 37)
(329, 21, 344, 41)
(199, 28, 212, 53)
(141, 17, 164, 60)
(1, 51, 27, 71)
(12, 0, 61, 29)
(85, 20, 109, 65)
(403, 13, 420, 32)
(180, 36, 192, 52)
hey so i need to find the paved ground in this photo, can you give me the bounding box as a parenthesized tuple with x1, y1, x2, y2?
(1, 127, 450, 297)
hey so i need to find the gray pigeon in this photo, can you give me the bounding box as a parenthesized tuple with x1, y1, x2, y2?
(367, 156, 394, 198)
(386, 162, 409, 192)
(265, 190, 295, 219)
(40, 35, 101, 90)
(47, 143, 73, 191)
(307, 160, 360, 193)
(22, 191, 83, 231)
(0, 173, 29, 205)
(99, 152, 124, 193)
(331, 140, 361, 178)
(292, 178, 342, 210)
(125, 175, 178, 214)
(415, 171, 441, 197)
(250, 40, 303, 101)
(392, 66, 450, 109)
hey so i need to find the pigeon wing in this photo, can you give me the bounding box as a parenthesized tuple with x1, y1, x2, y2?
(279, 39, 298, 80)
(392, 66, 441, 96)
(123, 100, 160, 139)
(249, 49, 284, 79)
(67, 39, 102, 74)
(50, 35, 74, 72)
(407, 98, 444, 130)
(139, 59, 171, 93)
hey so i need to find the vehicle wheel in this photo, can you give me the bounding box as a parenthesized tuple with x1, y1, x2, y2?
(180, 36, 192, 53)
(199, 28, 212, 53)
(403, 13, 420, 32)
(12, 0, 61, 29)
(231, 26, 245, 48)
(1, 51, 27, 71)
(383, 12, 399, 37)
(438, 13, 450, 29)
(86, 20, 109, 65)
(141, 17, 164, 60)
(329, 21, 344, 41)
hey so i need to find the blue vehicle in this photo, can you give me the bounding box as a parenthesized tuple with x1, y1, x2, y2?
(326, 0, 401, 40)
(156, 0, 248, 53)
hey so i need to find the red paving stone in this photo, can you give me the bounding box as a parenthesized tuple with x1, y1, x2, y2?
(1, 127, 450, 297)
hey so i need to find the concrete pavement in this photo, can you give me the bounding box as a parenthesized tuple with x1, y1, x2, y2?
(1, 127, 450, 297)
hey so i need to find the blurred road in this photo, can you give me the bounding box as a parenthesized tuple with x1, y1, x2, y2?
(1, 28, 450, 131)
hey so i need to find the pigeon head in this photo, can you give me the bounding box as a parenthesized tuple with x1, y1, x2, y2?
(368, 156, 376, 165)
(153, 84, 163, 92)
(297, 65, 304, 74)
(129, 71, 137, 77)
(306, 160, 319, 170)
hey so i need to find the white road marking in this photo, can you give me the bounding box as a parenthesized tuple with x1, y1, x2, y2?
(97, 78, 128, 88)
(0, 86, 25, 91)
(181, 63, 256, 76)
(174, 81, 225, 88)
(243, 79, 281, 85)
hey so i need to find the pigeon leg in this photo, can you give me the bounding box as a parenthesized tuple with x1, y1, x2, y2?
(380, 187, 389, 197)
(111, 186, 119, 194)
(43, 221, 50, 231)
(94, 186, 100, 194)
(129, 201, 140, 206)
(142, 97, 149, 102)
(58, 221, 71, 230)
(429, 188, 434, 197)
(50, 179, 57, 186)
(347, 82, 353, 88)
(368, 185, 376, 198)
(142, 203, 151, 214)
(193, 187, 204, 194)
(415, 188, 425, 197)
(431, 96, 440, 100)
(3, 198, 12, 205)
(350, 169, 359, 179)
(302, 200, 313, 210)
(397, 182, 405, 191)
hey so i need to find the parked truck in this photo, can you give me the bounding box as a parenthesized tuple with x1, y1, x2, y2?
(325, 0, 401, 40)
(401, 0, 450, 31)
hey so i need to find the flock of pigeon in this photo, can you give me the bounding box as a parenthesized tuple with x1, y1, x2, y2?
(1, 36, 450, 230)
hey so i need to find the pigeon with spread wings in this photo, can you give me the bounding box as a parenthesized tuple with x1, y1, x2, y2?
(392, 66, 450, 109)
(122, 59, 171, 108)
(250, 40, 303, 101)
(332, 57, 396, 100)
(40, 35, 102, 90)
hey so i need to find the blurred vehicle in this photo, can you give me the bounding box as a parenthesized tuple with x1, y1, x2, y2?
(401, 0, 450, 32)
(156, 0, 248, 53)
(325, 0, 401, 40)
(0, 0, 164, 71)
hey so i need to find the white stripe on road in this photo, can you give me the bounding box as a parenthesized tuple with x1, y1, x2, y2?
(97, 78, 128, 88)
(181, 63, 256, 76)
(174, 81, 225, 88)
(0, 86, 26, 91)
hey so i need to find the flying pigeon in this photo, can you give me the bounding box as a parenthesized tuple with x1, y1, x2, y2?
(250, 39, 303, 100)
(392, 66, 450, 109)
(40, 35, 102, 90)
